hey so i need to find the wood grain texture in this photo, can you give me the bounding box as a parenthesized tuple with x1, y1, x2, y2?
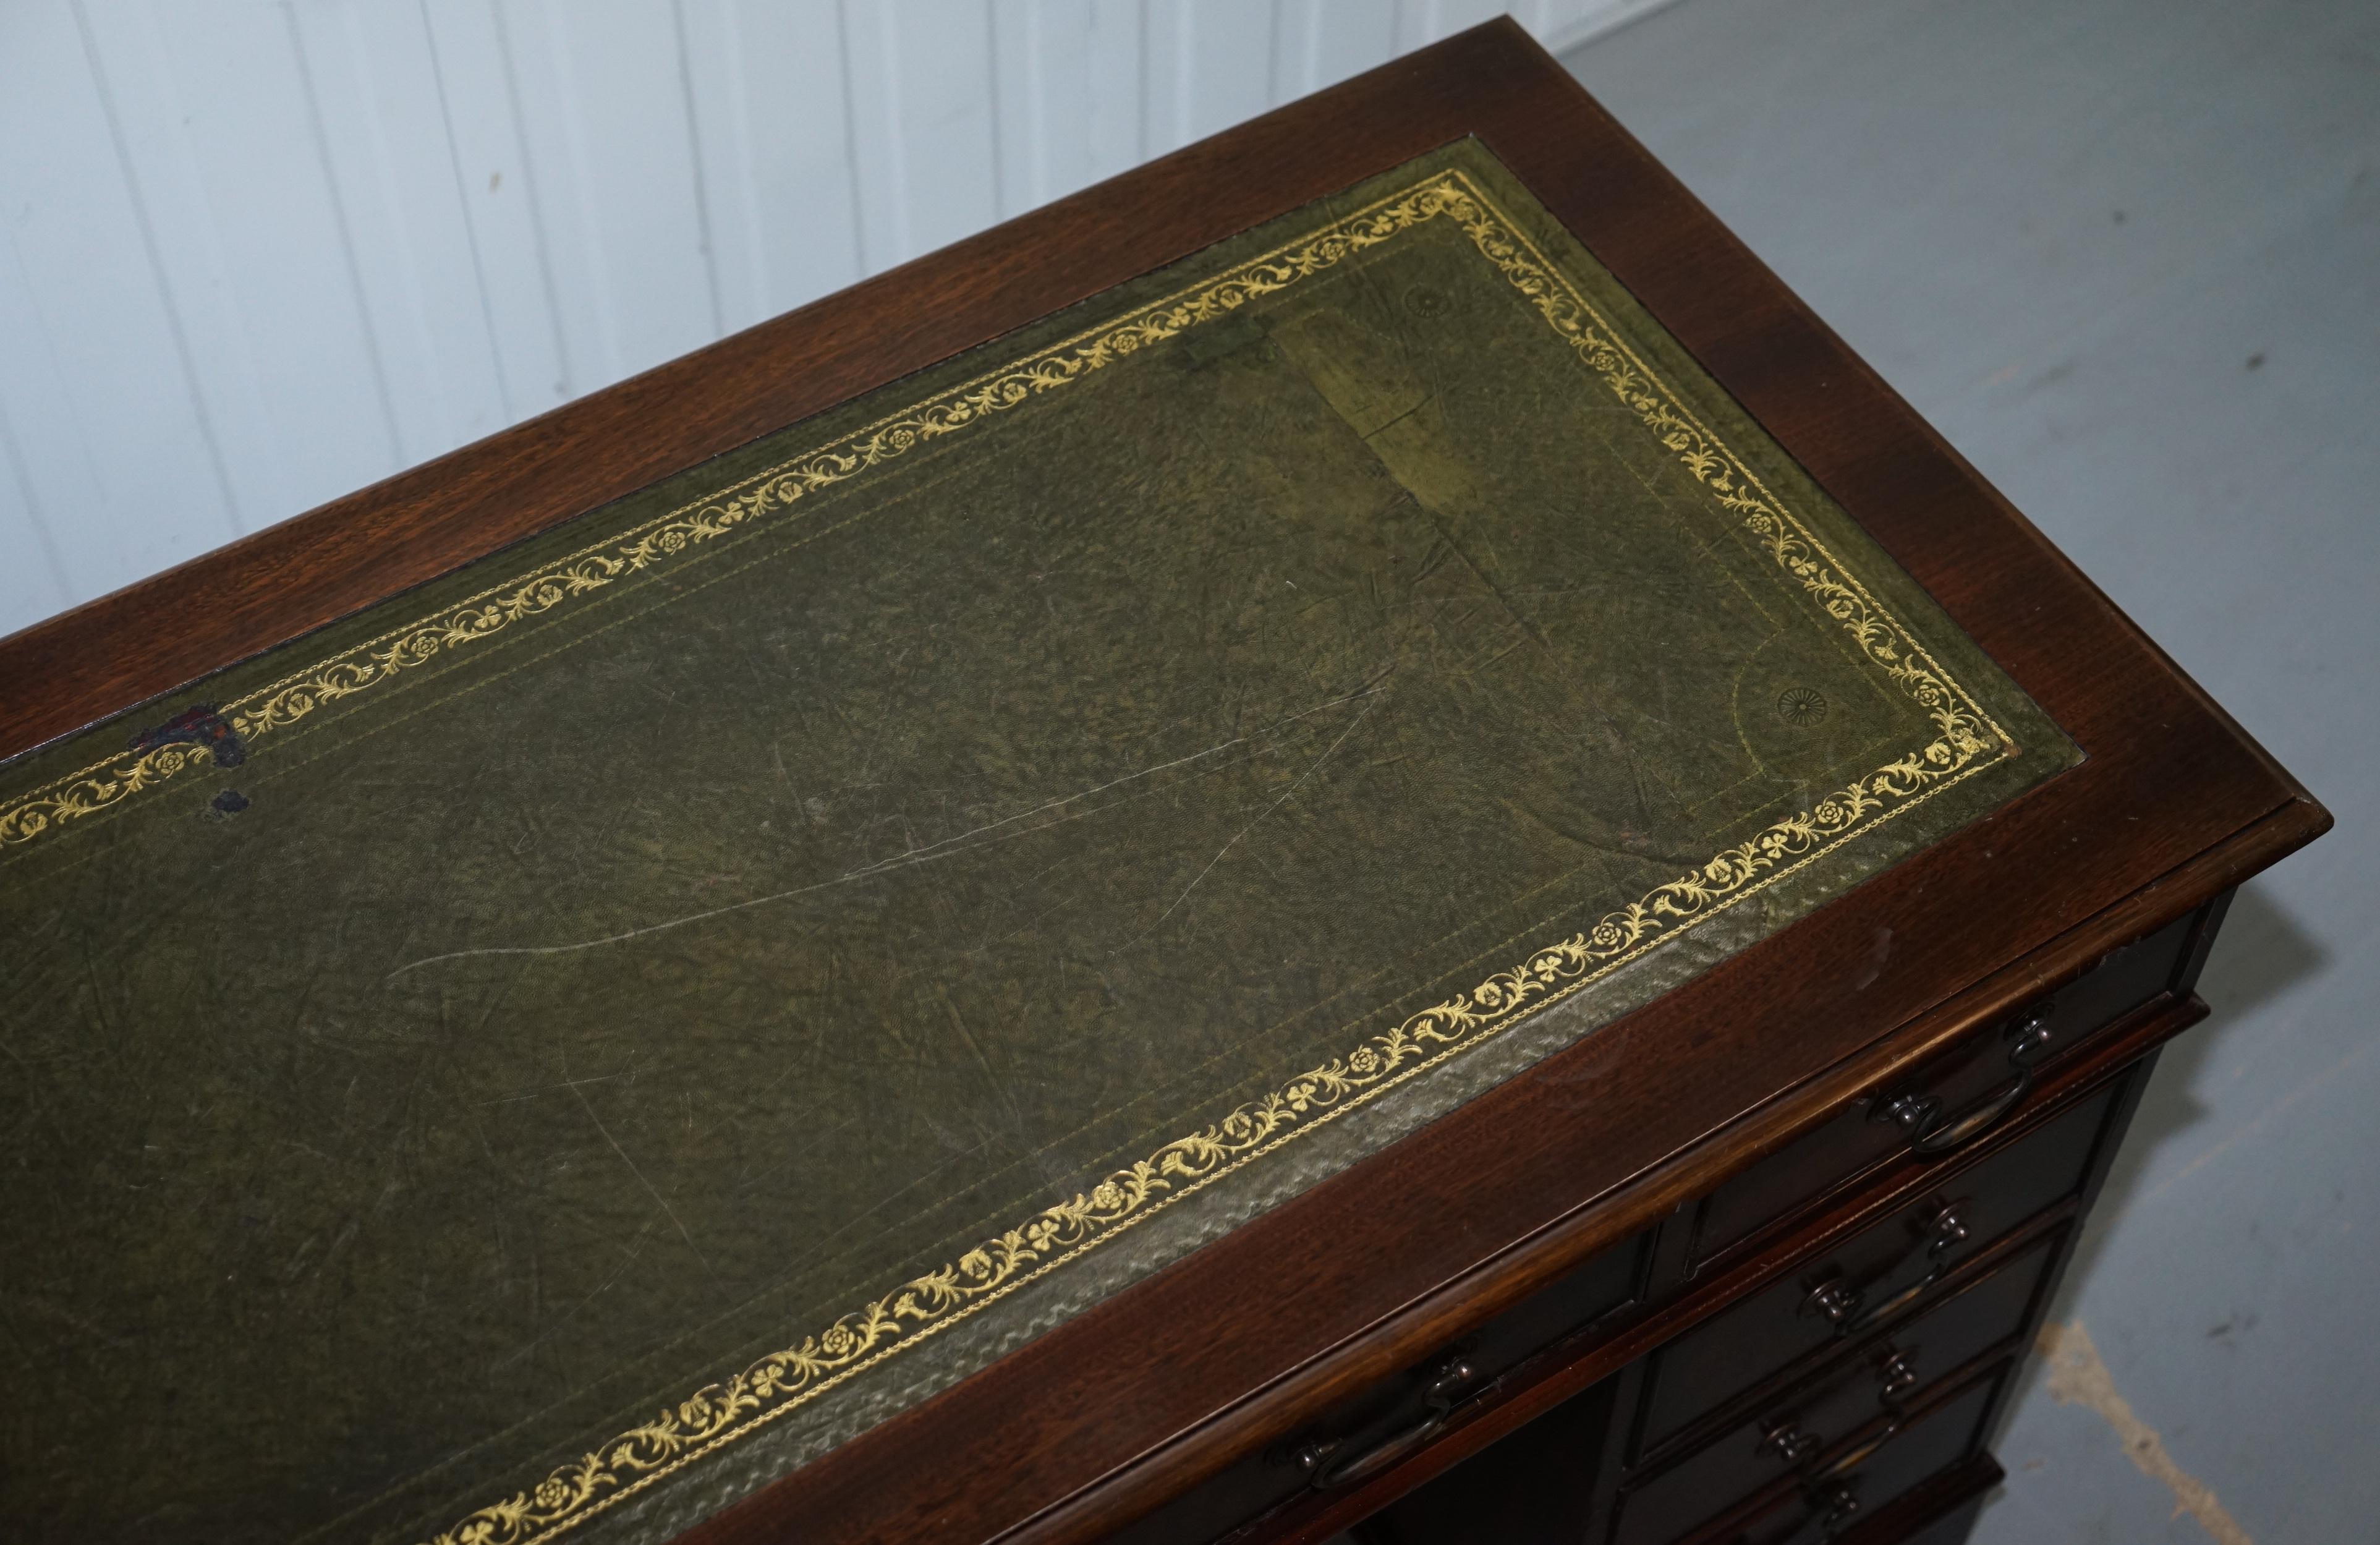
(0, 19, 2327, 1545)
(1191, 994, 2198, 1545)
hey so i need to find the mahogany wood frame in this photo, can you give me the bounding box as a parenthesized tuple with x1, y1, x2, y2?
(1245, 988, 2201, 1545)
(0, 20, 2327, 1545)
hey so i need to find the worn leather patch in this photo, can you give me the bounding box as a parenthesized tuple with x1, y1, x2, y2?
(0, 140, 2073, 1544)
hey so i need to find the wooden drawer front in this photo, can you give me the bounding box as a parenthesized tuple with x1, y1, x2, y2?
(1641, 1078, 2119, 1452)
(1727, 1369, 2006, 1545)
(1358, 1375, 1627, 1544)
(1688, 908, 2194, 1269)
(1616, 1364, 2008, 1545)
(1105, 1233, 1646, 1545)
(1615, 1230, 2057, 1542)
(1834, 1452, 2004, 1545)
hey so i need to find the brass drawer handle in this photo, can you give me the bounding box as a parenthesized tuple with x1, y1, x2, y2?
(1292, 1355, 1476, 1491)
(1908, 1073, 2027, 1154)
(1803, 1201, 1970, 1337)
(1808, 1417, 1902, 1483)
(1759, 1416, 1824, 1468)
(1874, 1005, 2055, 1156)
(1757, 1346, 1915, 1478)
(1845, 1202, 1970, 1332)
(1874, 1346, 1921, 1401)
(1795, 1418, 1901, 1538)
(1806, 1478, 1864, 1534)
(1801, 1276, 1864, 1330)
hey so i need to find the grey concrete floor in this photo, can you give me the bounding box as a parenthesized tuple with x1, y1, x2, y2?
(1562, 2, 2380, 1541)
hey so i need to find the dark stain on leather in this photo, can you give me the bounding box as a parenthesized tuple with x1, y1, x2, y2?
(129, 704, 245, 767)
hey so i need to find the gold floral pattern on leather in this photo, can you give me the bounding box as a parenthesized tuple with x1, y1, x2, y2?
(0, 170, 2000, 855)
(0, 177, 1453, 852)
(411, 174, 2012, 1545)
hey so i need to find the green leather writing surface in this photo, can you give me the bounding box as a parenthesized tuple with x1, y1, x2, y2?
(0, 140, 2073, 1544)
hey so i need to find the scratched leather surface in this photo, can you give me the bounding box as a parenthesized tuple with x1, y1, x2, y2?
(0, 141, 2075, 1544)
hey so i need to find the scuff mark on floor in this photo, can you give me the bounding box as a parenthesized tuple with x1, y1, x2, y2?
(2037, 1319, 2255, 1544)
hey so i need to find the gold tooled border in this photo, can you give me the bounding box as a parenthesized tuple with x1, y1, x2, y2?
(0, 166, 2013, 1539)
(409, 170, 2015, 1545)
(0, 174, 1497, 852)
(0, 170, 1998, 854)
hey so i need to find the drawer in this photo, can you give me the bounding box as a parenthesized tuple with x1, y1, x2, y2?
(1639, 1076, 2120, 1452)
(1686, 908, 2195, 1270)
(1106, 1231, 1648, 1545)
(1358, 1374, 1627, 1545)
(1616, 1228, 2058, 1539)
(1833, 1452, 2003, 1545)
(1615, 1363, 2008, 1545)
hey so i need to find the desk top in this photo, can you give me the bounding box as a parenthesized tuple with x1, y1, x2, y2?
(0, 24, 2322, 1545)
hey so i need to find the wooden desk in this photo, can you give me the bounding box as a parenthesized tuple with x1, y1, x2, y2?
(0, 20, 2323, 1545)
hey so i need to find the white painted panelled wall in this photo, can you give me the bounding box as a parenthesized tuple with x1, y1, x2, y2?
(0, 1, 1660, 643)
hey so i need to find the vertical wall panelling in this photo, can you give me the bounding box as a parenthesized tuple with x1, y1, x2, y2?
(1144, 0, 1278, 157)
(289, 4, 515, 459)
(418, 0, 575, 419)
(500, 0, 724, 389)
(83, 4, 341, 527)
(988, 0, 1142, 216)
(679, 0, 865, 334)
(844, 0, 1003, 272)
(281, 6, 414, 474)
(1078, 0, 1149, 195)
(0, 1, 241, 607)
(1278, 1, 1398, 97)
(0, 1, 1665, 644)
(0, 237, 75, 629)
